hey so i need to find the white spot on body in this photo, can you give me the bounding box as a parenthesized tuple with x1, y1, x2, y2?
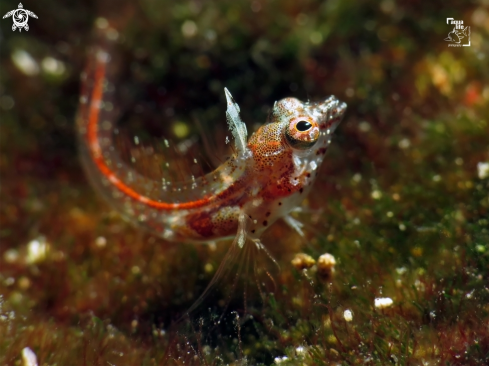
(220, 172, 234, 185)
(252, 198, 263, 207)
(237, 231, 246, 248)
(169, 213, 185, 226)
(250, 186, 260, 196)
(108, 174, 120, 184)
(138, 196, 150, 204)
(292, 154, 302, 172)
(138, 214, 147, 222)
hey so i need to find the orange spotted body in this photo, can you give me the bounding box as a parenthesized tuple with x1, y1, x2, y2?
(77, 42, 346, 246)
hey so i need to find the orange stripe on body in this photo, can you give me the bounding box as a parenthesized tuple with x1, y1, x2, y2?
(86, 57, 220, 211)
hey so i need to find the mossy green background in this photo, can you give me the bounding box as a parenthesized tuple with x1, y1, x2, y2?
(1, 0, 488, 364)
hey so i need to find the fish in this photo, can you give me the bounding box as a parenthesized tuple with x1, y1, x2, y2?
(77, 24, 346, 308)
(445, 26, 468, 43)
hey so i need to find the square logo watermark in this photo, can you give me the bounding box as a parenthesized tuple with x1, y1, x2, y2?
(445, 18, 470, 47)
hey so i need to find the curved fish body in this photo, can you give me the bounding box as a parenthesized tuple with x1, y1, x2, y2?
(77, 30, 346, 246)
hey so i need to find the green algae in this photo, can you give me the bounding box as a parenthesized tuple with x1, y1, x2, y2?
(1, 0, 488, 364)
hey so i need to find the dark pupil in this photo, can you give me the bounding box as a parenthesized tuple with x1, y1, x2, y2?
(296, 121, 312, 131)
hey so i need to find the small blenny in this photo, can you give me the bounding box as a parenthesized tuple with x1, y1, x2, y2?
(77, 27, 346, 293)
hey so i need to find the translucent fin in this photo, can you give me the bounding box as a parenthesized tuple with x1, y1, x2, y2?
(224, 88, 248, 156)
(252, 239, 280, 271)
(283, 214, 305, 237)
(181, 213, 279, 323)
(183, 212, 251, 317)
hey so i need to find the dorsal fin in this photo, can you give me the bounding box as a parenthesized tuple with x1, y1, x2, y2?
(224, 88, 248, 156)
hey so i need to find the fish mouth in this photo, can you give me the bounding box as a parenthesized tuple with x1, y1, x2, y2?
(311, 96, 347, 131)
(327, 96, 347, 121)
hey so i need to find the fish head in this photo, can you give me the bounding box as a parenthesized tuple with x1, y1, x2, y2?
(247, 95, 346, 192)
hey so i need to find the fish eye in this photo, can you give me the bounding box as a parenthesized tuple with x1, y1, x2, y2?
(285, 117, 320, 150)
(296, 120, 312, 132)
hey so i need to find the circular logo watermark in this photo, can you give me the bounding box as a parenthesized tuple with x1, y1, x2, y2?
(3, 3, 38, 32)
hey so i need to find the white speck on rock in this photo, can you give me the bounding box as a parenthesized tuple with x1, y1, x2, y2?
(26, 237, 49, 264)
(477, 162, 489, 179)
(22, 347, 38, 366)
(375, 297, 393, 309)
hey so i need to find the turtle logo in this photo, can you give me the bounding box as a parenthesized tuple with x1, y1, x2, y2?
(3, 3, 38, 32)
